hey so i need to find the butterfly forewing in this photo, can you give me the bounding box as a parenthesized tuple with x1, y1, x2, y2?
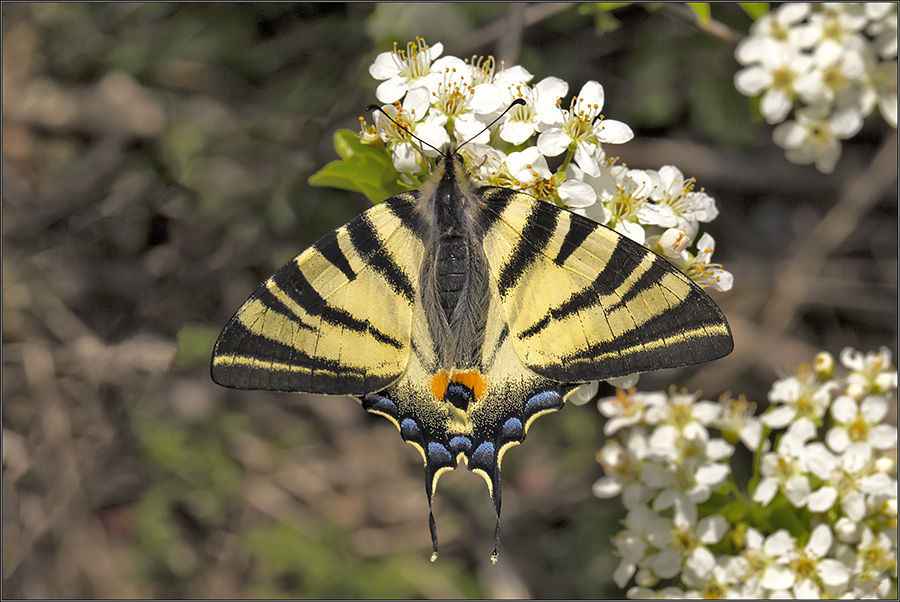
(211, 194, 424, 395)
(477, 188, 733, 383)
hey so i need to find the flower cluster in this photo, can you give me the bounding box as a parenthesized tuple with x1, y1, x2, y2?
(594, 347, 898, 598)
(734, 3, 898, 173)
(363, 38, 732, 292)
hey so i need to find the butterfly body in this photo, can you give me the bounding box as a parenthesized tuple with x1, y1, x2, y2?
(212, 147, 733, 562)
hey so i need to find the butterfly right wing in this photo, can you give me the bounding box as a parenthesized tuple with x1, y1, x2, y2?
(211, 194, 427, 395)
(478, 187, 733, 383)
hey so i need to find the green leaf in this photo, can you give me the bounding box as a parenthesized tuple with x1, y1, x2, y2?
(308, 129, 410, 203)
(738, 2, 770, 20)
(767, 493, 813, 540)
(686, 3, 710, 24)
(578, 3, 631, 34)
(175, 324, 220, 370)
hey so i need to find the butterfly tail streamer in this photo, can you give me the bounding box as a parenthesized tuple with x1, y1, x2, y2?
(490, 472, 502, 564)
(428, 488, 440, 562)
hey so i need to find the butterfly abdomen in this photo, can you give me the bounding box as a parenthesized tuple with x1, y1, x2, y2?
(415, 156, 493, 371)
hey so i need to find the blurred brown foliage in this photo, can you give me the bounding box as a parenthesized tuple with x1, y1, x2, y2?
(2, 3, 896, 599)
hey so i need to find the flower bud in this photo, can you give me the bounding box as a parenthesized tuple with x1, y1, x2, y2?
(875, 456, 895, 474)
(874, 371, 898, 393)
(657, 228, 690, 258)
(635, 567, 658, 588)
(814, 351, 834, 380)
(845, 381, 866, 401)
(834, 517, 859, 543)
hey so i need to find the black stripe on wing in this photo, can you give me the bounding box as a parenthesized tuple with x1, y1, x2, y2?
(559, 287, 733, 378)
(212, 317, 380, 392)
(347, 211, 416, 304)
(495, 197, 558, 297)
(271, 260, 404, 350)
(518, 239, 644, 339)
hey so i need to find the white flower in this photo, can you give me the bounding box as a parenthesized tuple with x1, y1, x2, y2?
(871, 59, 898, 128)
(772, 104, 863, 173)
(598, 389, 667, 435)
(714, 394, 764, 451)
(833, 516, 860, 543)
(674, 232, 734, 292)
(762, 368, 835, 428)
(593, 434, 648, 505)
(461, 143, 509, 186)
(564, 158, 615, 225)
(369, 38, 447, 104)
(840, 346, 898, 398)
(464, 55, 530, 89)
(841, 526, 897, 585)
(735, 4, 814, 63)
(593, 165, 654, 242)
(496, 77, 569, 144)
(643, 390, 720, 431)
(500, 146, 596, 208)
(372, 88, 448, 172)
(613, 504, 675, 587)
(641, 395, 732, 526)
(566, 381, 599, 406)
(465, 57, 533, 116)
(780, 524, 850, 596)
(734, 528, 797, 592)
(866, 4, 898, 59)
(753, 418, 817, 507)
(734, 40, 814, 124)
(501, 146, 549, 184)
(637, 166, 719, 240)
(798, 4, 868, 65)
(826, 394, 897, 452)
(537, 81, 633, 177)
(680, 546, 716, 589)
(794, 37, 870, 112)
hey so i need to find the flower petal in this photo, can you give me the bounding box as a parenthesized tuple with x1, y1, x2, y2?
(536, 128, 570, 157)
(596, 119, 634, 144)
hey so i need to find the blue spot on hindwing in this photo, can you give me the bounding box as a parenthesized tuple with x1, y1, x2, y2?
(364, 393, 398, 417)
(449, 436, 472, 454)
(428, 442, 452, 465)
(472, 441, 495, 467)
(524, 390, 563, 415)
(400, 418, 422, 442)
(445, 381, 475, 410)
(501, 417, 524, 441)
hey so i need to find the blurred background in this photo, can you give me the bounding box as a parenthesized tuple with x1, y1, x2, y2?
(2, 3, 896, 598)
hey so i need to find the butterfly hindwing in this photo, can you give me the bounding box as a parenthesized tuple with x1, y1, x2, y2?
(478, 187, 733, 382)
(211, 194, 425, 395)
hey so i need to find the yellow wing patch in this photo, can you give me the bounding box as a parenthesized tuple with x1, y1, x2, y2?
(480, 189, 732, 383)
(212, 195, 425, 395)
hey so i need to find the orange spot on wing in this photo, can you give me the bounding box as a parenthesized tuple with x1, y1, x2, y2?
(452, 370, 487, 400)
(430, 370, 449, 400)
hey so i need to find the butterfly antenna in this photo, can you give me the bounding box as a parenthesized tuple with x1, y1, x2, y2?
(366, 98, 527, 154)
(458, 98, 525, 149)
(366, 104, 443, 155)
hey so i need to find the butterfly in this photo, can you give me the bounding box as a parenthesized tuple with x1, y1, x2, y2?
(211, 101, 733, 563)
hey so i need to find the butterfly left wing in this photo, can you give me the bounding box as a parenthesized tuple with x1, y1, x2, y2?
(211, 195, 425, 395)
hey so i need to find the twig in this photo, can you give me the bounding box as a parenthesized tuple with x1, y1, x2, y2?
(447, 3, 575, 61)
(655, 3, 746, 45)
(760, 132, 898, 332)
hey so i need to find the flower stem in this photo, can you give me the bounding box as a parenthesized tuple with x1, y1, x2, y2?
(557, 146, 576, 174)
(748, 424, 771, 493)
